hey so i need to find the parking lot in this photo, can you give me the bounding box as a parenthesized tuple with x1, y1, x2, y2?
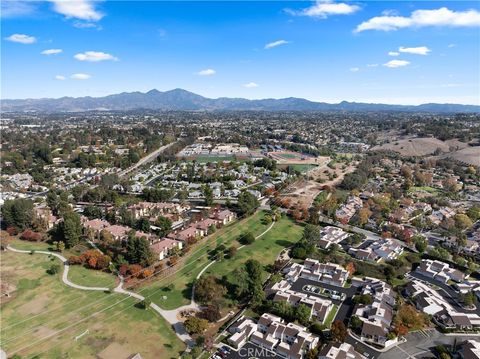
(291, 277, 361, 324)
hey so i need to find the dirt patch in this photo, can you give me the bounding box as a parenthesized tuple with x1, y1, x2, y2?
(446, 146, 480, 166)
(18, 292, 50, 315)
(371, 137, 469, 157)
(280, 180, 323, 209)
(33, 325, 57, 339)
(97, 342, 133, 359)
(309, 162, 357, 187)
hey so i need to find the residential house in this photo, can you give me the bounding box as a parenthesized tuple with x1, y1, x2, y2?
(150, 238, 183, 260)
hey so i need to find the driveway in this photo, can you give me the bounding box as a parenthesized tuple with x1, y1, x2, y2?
(409, 272, 480, 316)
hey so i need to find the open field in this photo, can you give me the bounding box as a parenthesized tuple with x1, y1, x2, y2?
(203, 216, 304, 283)
(0, 249, 185, 359)
(278, 163, 318, 173)
(137, 212, 270, 309)
(371, 137, 469, 157)
(268, 151, 329, 166)
(280, 179, 324, 209)
(308, 160, 358, 188)
(445, 146, 480, 166)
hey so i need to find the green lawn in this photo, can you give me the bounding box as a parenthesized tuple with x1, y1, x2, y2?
(203, 216, 304, 284)
(138, 212, 271, 309)
(1, 250, 185, 359)
(279, 164, 318, 173)
(324, 304, 339, 328)
(68, 265, 117, 289)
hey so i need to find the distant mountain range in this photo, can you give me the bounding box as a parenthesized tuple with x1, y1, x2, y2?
(2, 88, 479, 113)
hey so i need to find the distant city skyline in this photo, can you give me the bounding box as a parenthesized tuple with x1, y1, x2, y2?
(2, 0, 480, 105)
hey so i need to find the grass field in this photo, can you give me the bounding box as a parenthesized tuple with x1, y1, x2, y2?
(68, 265, 117, 289)
(137, 212, 271, 309)
(1, 250, 185, 359)
(279, 163, 318, 173)
(203, 216, 304, 284)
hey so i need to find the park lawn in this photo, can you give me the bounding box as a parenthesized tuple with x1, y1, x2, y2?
(68, 265, 118, 289)
(8, 238, 118, 288)
(204, 216, 304, 285)
(0, 251, 185, 359)
(8, 238, 90, 258)
(138, 211, 270, 309)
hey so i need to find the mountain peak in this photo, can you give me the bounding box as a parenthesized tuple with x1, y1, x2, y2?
(146, 89, 161, 95)
(1, 89, 479, 113)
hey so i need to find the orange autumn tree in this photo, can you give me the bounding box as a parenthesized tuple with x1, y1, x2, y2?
(345, 262, 356, 276)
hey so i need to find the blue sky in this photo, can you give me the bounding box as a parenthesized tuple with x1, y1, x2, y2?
(2, 1, 480, 104)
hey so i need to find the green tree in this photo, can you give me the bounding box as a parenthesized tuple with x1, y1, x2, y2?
(57, 212, 82, 248)
(454, 214, 473, 230)
(194, 275, 227, 305)
(302, 224, 321, 246)
(414, 236, 427, 253)
(237, 191, 259, 216)
(155, 216, 172, 237)
(1, 198, 34, 230)
(350, 315, 363, 333)
(295, 304, 311, 326)
(239, 232, 255, 245)
(125, 235, 154, 266)
(83, 205, 103, 220)
(203, 185, 214, 206)
(136, 218, 151, 232)
(184, 317, 209, 335)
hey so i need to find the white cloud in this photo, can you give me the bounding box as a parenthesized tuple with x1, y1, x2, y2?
(388, 51, 399, 56)
(287, 0, 360, 18)
(55, 75, 66, 80)
(243, 82, 259, 88)
(196, 69, 216, 76)
(399, 46, 431, 55)
(5, 33, 36, 44)
(41, 48, 63, 55)
(73, 21, 102, 30)
(355, 7, 480, 32)
(367, 63, 379, 67)
(264, 40, 290, 49)
(383, 59, 410, 68)
(71, 73, 91, 80)
(74, 51, 118, 62)
(448, 43, 456, 48)
(349, 67, 360, 72)
(1, 1, 37, 18)
(50, 0, 103, 21)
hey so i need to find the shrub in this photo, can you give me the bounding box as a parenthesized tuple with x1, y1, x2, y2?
(239, 232, 255, 245)
(20, 229, 43, 242)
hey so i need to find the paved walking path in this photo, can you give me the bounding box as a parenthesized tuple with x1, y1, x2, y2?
(6, 245, 195, 346)
(7, 247, 109, 291)
(6, 219, 277, 348)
